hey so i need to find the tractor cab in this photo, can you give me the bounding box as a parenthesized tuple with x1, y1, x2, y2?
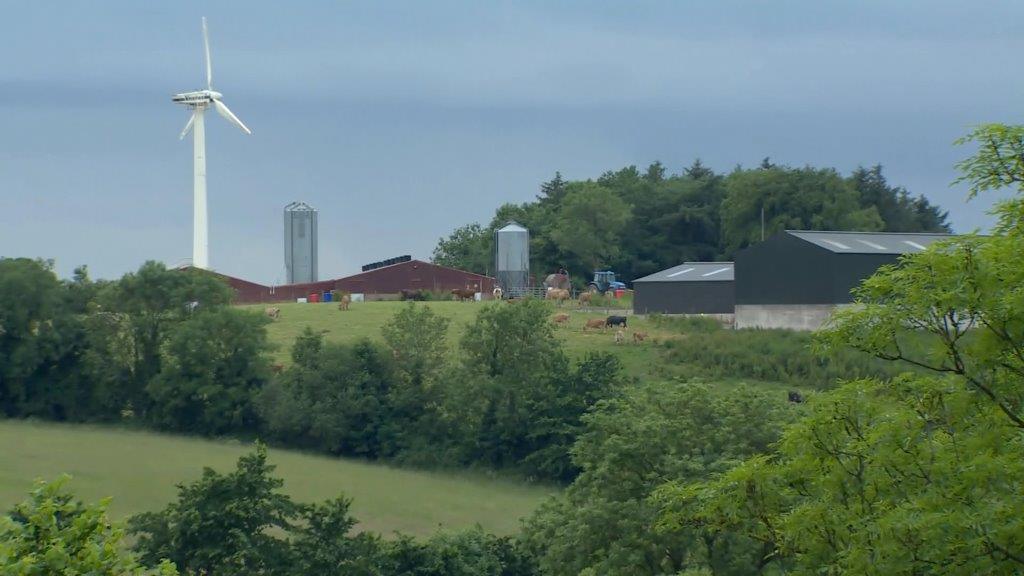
(589, 271, 626, 294)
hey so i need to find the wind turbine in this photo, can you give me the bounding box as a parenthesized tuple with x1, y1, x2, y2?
(172, 17, 251, 270)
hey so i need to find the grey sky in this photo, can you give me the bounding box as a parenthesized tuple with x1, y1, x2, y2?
(1, 1, 1021, 283)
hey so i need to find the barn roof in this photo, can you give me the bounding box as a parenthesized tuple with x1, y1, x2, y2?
(634, 262, 734, 283)
(786, 230, 952, 254)
(338, 258, 494, 282)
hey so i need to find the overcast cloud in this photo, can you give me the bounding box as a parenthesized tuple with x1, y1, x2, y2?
(1, 1, 1021, 283)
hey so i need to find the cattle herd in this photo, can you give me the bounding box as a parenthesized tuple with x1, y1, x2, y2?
(262, 288, 646, 345)
(574, 313, 646, 344)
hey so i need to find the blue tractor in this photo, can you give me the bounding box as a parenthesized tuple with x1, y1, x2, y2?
(588, 271, 626, 294)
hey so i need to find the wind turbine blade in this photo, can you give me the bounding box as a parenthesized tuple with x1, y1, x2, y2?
(179, 112, 196, 140)
(202, 17, 212, 89)
(213, 99, 252, 135)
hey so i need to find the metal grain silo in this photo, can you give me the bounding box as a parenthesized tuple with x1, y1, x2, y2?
(495, 222, 529, 295)
(284, 201, 318, 284)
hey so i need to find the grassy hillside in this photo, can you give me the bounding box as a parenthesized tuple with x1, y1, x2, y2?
(243, 300, 679, 378)
(0, 419, 553, 537)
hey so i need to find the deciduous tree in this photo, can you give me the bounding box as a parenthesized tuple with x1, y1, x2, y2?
(2, 476, 177, 575)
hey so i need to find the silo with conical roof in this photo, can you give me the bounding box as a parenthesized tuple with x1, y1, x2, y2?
(494, 222, 529, 296)
(284, 201, 318, 284)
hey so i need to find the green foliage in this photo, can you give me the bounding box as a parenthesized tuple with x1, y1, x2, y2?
(432, 223, 493, 273)
(262, 302, 622, 482)
(87, 261, 236, 419)
(432, 161, 948, 283)
(381, 528, 538, 576)
(446, 300, 622, 479)
(657, 123, 1024, 574)
(954, 123, 1024, 198)
(659, 377, 1024, 575)
(460, 299, 564, 382)
(0, 258, 90, 420)
(259, 331, 397, 458)
(382, 302, 451, 390)
(662, 326, 912, 389)
(647, 313, 723, 334)
(523, 382, 796, 576)
(129, 444, 538, 576)
(850, 165, 949, 232)
(1, 476, 177, 575)
(289, 496, 383, 576)
(380, 303, 451, 460)
(146, 308, 271, 434)
(130, 443, 297, 575)
(720, 165, 884, 254)
(549, 182, 631, 270)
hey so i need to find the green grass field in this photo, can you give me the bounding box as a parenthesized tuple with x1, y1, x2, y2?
(0, 419, 553, 536)
(243, 300, 679, 378)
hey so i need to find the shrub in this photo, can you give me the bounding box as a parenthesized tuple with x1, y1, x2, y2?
(2, 476, 177, 575)
(647, 313, 722, 334)
(146, 308, 272, 435)
(258, 331, 397, 458)
(660, 327, 912, 389)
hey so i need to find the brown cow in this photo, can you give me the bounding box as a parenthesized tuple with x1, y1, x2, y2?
(451, 288, 476, 302)
(552, 312, 570, 324)
(337, 294, 351, 311)
(578, 292, 592, 307)
(546, 288, 570, 305)
(632, 331, 647, 344)
(264, 307, 281, 320)
(583, 318, 605, 331)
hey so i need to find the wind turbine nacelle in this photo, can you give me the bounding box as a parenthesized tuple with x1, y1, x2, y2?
(172, 90, 222, 106)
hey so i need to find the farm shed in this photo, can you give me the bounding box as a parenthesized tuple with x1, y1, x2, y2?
(184, 260, 495, 304)
(335, 259, 495, 298)
(183, 268, 337, 304)
(632, 262, 734, 316)
(734, 230, 952, 330)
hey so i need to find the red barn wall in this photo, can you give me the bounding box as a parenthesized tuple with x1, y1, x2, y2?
(209, 260, 494, 304)
(335, 260, 494, 295)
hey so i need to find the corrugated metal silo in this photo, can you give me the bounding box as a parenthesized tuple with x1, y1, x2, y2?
(284, 201, 318, 284)
(495, 221, 529, 295)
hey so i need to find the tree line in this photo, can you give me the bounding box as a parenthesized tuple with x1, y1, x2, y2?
(432, 161, 950, 284)
(0, 260, 622, 484)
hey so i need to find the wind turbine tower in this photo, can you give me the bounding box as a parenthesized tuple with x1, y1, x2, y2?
(173, 17, 252, 269)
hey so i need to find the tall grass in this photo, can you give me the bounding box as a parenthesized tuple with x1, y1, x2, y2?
(659, 324, 913, 390)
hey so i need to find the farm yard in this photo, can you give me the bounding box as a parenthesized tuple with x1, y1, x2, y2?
(0, 419, 552, 536)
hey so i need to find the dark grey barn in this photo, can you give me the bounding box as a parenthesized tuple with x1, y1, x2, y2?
(734, 230, 952, 330)
(633, 262, 735, 315)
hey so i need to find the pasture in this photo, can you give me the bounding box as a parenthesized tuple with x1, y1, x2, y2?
(244, 299, 677, 378)
(0, 419, 553, 536)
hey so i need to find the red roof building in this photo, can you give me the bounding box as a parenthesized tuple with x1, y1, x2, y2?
(195, 260, 495, 304)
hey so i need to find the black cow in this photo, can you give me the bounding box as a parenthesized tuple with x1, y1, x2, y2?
(605, 315, 628, 328)
(788, 391, 804, 403)
(401, 289, 426, 301)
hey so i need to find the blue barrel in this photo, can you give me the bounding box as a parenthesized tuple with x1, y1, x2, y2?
(322, 292, 332, 303)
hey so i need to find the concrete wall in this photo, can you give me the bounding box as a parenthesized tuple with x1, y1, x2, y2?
(735, 304, 845, 331)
